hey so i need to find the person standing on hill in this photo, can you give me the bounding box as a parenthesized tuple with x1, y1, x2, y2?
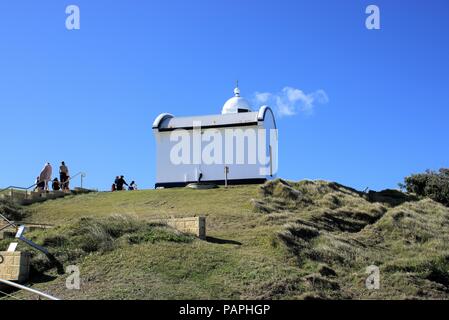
(39, 162, 52, 191)
(59, 161, 69, 191)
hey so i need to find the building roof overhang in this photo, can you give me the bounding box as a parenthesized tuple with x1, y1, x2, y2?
(153, 106, 276, 132)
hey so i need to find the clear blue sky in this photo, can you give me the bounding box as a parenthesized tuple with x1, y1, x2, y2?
(1, 0, 448, 191)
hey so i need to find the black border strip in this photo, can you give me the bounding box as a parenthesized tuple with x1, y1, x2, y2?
(0, 300, 441, 318)
(158, 122, 259, 132)
(155, 178, 267, 188)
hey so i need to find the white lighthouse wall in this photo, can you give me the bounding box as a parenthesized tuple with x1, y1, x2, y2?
(261, 109, 278, 179)
(154, 123, 273, 186)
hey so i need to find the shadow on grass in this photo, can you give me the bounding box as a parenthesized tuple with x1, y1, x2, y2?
(329, 182, 419, 207)
(47, 254, 65, 275)
(0, 284, 20, 298)
(367, 189, 419, 207)
(206, 237, 242, 245)
(29, 273, 58, 284)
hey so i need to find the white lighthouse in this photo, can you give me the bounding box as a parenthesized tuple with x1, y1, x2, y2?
(152, 85, 278, 188)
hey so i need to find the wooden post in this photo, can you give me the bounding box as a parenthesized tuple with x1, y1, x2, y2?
(224, 166, 229, 188)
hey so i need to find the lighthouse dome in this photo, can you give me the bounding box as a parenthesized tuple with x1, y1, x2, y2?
(221, 86, 252, 114)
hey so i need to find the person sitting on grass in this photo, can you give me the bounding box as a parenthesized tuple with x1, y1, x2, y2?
(128, 181, 138, 191)
(113, 176, 119, 191)
(116, 175, 128, 191)
(34, 177, 44, 191)
(52, 178, 61, 191)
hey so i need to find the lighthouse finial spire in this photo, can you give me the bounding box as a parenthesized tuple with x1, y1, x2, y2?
(234, 80, 240, 97)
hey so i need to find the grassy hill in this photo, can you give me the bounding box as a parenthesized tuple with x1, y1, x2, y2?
(1, 179, 449, 300)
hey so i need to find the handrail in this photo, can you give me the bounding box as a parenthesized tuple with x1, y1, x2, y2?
(0, 184, 36, 194)
(66, 172, 86, 188)
(0, 278, 60, 300)
(0, 212, 17, 232)
(0, 172, 86, 199)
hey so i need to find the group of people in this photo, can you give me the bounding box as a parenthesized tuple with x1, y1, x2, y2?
(35, 162, 138, 192)
(35, 161, 70, 192)
(112, 175, 137, 191)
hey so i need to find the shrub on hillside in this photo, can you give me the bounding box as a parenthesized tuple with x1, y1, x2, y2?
(401, 168, 449, 206)
(6, 215, 195, 274)
(0, 199, 27, 221)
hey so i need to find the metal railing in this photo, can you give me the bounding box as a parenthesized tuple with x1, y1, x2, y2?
(0, 213, 16, 232)
(0, 184, 35, 195)
(0, 278, 60, 300)
(0, 172, 86, 200)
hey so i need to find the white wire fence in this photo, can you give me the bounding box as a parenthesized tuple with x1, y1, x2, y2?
(0, 278, 60, 300)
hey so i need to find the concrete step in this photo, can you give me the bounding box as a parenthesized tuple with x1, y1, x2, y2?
(0, 194, 9, 200)
(52, 191, 66, 198)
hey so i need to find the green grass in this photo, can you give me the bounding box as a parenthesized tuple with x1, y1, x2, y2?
(2, 181, 449, 300)
(27, 186, 258, 225)
(3, 185, 300, 300)
(254, 179, 449, 299)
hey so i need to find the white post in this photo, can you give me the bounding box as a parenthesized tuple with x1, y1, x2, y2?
(80, 173, 86, 189)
